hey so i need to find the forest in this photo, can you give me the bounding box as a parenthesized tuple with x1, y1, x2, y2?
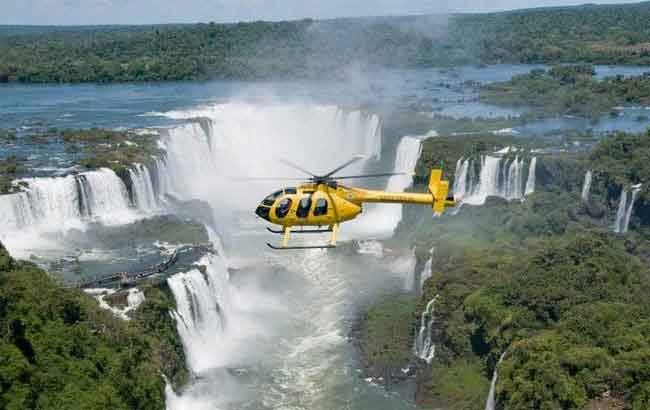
(3, 2, 650, 83)
(481, 64, 650, 119)
(360, 129, 650, 410)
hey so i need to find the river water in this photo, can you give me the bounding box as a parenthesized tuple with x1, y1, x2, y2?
(1, 64, 648, 410)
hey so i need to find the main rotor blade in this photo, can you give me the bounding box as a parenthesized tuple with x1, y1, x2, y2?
(322, 155, 365, 178)
(232, 177, 309, 181)
(333, 172, 410, 180)
(277, 158, 318, 177)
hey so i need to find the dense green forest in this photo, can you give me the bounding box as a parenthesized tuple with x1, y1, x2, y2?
(3, 1, 650, 83)
(481, 64, 650, 119)
(0, 242, 185, 410)
(361, 129, 650, 409)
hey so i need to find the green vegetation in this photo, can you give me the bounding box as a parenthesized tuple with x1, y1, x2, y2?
(359, 295, 417, 378)
(0, 241, 184, 410)
(481, 65, 650, 119)
(5, 2, 650, 83)
(59, 129, 162, 174)
(0, 156, 24, 194)
(361, 128, 650, 409)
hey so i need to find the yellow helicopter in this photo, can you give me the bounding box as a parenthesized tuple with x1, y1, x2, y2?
(254, 156, 456, 250)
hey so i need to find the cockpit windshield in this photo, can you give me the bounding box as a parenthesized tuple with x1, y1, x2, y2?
(262, 190, 283, 206)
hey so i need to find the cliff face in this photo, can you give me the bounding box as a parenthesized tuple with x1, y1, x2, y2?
(0, 242, 185, 410)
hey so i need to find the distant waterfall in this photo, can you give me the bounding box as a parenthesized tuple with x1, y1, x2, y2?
(485, 351, 507, 410)
(158, 104, 383, 208)
(453, 155, 536, 205)
(0, 168, 133, 233)
(129, 163, 158, 211)
(414, 295, 439, 363)
(524, 157, 537, 195)
(167, 254, 231, 374)
(419, 247, 435, 291)
(614, 185, 642, 234)
(581, 170, 592, 201)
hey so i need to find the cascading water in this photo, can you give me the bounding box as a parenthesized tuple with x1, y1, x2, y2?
(129, 163, 158, 211)
(419, 247, 435, 292)
(453, 155, 536, 205)
(485, 351, 507, 410)
(413, 295, 439, 363)
(524, 157, 537, 195)
(167, 254, 232, 373)
(623, 185, 642, 232)
(0, 168, 138, 257)
(614, 189, 628, 233)
(615, 185, 642, 234)
(581, 170, 592, 201)
(345, 135, 422, 238)
(154, 102, 418, 409)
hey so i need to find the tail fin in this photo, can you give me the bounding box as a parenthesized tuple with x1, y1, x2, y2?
(428, 169, 456, 216)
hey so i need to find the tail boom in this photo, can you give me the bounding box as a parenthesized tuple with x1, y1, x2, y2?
(349, 169, 455, 215)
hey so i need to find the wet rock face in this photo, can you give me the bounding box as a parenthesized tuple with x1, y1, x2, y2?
(580, 199, 607, 219)
(0, 73, 8, 83)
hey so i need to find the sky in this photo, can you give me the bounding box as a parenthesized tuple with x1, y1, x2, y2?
(0, 0, 641, 25)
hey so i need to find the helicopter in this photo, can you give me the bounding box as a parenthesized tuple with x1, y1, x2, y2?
(254, 156, 456, 250)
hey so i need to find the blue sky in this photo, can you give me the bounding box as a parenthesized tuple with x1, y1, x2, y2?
(0, 0, 641, 25)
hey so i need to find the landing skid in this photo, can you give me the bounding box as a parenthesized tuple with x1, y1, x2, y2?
(266, 223, 340, 250)
(267, 227, 333, 234)
(266, 243, 336, 250)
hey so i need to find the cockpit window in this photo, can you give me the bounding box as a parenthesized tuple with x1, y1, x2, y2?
(285, 187, 297, 194)
(263, 190, 283, 206)
(296, 195, 312, 218)
(313, 198, 328, 216)
(275, 197, 292, 218)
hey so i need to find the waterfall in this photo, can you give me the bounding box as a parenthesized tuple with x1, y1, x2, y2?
(524, 157, 537, 195)
(453, 158, 469, 201)
(485, 352, 507, 410)
(414, 295, 439, 363)
(129, 163, 158, 211)
(613, 186, 642, 234)
(158, 104, 383, 209)
(614, 189, 628, 233)
(419, 247, 435, 291)
(453, 155, 536, 206)
(167, 254, 232, 374)
(615, 185, 642, 234)
(0, 168, 133, 233)
(581, 170, 592, 201)
(345, 135, 422, 238)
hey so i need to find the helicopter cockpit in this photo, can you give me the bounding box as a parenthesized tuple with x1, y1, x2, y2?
(254, 187, 329, 223)
(255, 188, 296, 221)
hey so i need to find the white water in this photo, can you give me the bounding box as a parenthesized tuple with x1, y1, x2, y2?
(414, 295, 439, 363)
(485, 351, 507, 410)
(581, 170, 593, 201)
(615, 185, 642, 233)
(524, 157, 537, 195)
(343, 135, 422, 238)
(167, 254, 233, 373)
(0, 168, 139, 258)
(84, 287, 146, 321)
(155, 102, 416, 409)
(419, 247, 435, 291)
(453, 155, 536, 205)
(129, 163, 158, 211)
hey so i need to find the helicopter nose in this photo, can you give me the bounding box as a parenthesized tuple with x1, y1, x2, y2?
(255, 205, 271, 221)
